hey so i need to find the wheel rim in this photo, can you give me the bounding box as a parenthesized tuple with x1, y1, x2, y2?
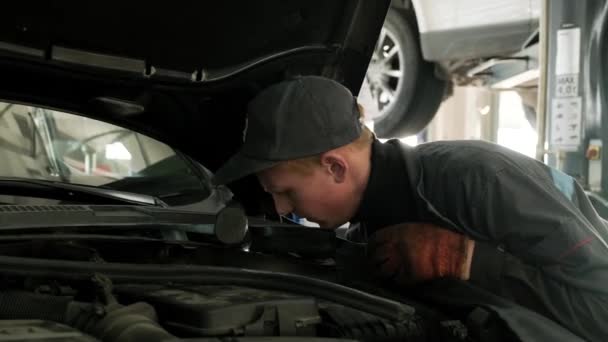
(364, 26, 405, 121)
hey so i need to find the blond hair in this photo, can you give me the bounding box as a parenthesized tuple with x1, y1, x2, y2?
(283, 103, 374, 174)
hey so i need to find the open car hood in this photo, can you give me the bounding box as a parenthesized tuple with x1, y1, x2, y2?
(0, 1, 390, 172)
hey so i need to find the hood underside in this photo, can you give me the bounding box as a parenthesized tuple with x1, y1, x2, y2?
(0, 1, 389, 172)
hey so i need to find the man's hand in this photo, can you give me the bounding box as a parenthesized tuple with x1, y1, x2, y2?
(368, 223, 475, 286)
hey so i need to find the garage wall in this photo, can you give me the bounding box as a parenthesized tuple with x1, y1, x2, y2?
(427, 86, 482, 141)
(426, 86, 537, 159)
(426, 86, 497, 142)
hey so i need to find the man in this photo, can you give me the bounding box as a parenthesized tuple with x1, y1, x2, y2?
(213, 76, 608, 341)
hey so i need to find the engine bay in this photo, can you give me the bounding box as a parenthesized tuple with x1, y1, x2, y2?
(0, 278, 453, 342)
(0, 235, 472, 342)
(0, 205, 473, 341)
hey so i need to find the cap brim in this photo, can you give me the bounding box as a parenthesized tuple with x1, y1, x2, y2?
(212, 152, 279, 185)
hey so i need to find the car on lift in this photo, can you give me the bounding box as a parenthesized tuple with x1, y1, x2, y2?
(364, 0, 540, 137)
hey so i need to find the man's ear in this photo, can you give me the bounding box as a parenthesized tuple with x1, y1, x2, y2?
(320, 152, 348, 183)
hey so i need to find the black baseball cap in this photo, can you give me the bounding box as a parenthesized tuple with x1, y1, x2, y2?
(212, 75, 363, 185)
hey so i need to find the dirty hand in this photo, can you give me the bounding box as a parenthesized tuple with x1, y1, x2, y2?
(368, 222, 475, 286)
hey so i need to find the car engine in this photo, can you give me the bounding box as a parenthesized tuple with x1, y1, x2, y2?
(0, 279, 449, 342)
(0, 207, 471, 342)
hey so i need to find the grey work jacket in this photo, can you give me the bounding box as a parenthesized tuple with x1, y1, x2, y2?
(397, 140, 608, 342)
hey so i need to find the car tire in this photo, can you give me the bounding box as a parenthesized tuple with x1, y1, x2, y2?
(364, 9, 448, 138)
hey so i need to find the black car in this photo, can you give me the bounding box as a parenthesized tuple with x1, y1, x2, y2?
(0, 2, 585, 341)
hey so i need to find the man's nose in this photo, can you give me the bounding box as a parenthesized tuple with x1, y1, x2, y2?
(272, 194, 293, 216)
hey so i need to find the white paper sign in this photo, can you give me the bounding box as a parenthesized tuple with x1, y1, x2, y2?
(555, 75, 579, 98)
(555, 27, 581, 75)
(550, 97, 582, 148)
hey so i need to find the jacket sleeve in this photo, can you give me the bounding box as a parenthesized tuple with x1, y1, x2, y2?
(469, 239, 608, 342)
(466, 166, 608, 286)
(462, 166, 608, 342)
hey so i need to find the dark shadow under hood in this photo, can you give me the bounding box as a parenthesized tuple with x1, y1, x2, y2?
(0, 1, 390, 173)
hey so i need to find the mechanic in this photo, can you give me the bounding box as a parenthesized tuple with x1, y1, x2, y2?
(213, 76, 608, 341)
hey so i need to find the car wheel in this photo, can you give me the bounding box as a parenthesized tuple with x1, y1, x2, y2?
(362, 9, 447, 138)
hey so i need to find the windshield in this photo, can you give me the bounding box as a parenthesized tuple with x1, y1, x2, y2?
(0, 102, 212, 204)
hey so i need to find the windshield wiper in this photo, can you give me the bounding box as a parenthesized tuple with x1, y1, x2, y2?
(0, 177, 166, 207)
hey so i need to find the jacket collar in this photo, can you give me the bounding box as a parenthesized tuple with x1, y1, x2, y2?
(351, 138, 420, 233)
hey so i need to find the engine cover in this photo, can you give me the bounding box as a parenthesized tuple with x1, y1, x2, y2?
(115, 284, 321, 337)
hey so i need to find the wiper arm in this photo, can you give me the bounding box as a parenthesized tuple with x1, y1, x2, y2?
(0, 177, 166, 207)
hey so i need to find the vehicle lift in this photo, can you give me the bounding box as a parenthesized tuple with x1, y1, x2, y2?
(468, 0, 608, 217)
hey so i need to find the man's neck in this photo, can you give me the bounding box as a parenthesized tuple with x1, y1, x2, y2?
(354, 142, 373, 206)
(350, 139, 419, 233)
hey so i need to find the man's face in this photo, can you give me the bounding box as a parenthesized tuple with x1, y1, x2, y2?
(257, 161, 357, 229)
